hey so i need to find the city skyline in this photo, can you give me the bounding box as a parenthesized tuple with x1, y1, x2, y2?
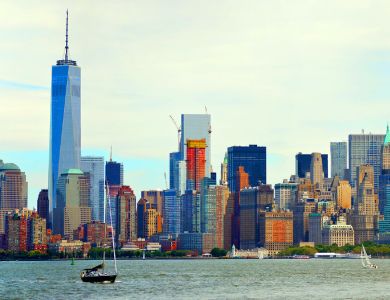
(1, 1, 389, 208)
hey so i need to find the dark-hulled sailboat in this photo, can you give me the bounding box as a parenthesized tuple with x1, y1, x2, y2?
(81, 181, 118, 283)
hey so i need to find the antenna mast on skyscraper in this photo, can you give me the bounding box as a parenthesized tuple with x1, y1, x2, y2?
(65, 10, 69, 62)
(110, 146, 113, 162)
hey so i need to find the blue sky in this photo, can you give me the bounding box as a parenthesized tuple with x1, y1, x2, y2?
(0, 0, 389, 208)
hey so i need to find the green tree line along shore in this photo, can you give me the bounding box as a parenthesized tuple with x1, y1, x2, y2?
(278, 242, 390, 257)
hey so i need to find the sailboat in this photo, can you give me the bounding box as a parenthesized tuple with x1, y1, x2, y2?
(361, 244, 378, 269)
(81, 184, 118, 283)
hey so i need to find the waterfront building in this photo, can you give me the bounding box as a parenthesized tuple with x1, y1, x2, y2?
(49, 13, 81, 227)
(295, 153, 328, 179)
(80, 156, 105, 221)
(293, 199, 317, 244)
(37, 189, 49, 228)
(74, 220, 113, 247)
(177, 232, 213, 255)
(259, 211, 293, 255)
(379, 125, 390, 233)
(322, 221, 354, 247)
(350, 165, 379, 244)
(181, 190, 199, 233)
(180, 114, 211, 177)
(53, 169, 91, 237)
(308, 213, 323, 244)
(0, 162, 28, 209)
(220, 153, 228, 185)
(330, 142, 347, 179)
(5, 209, 47, 253)
(239, 184, 274, 250)
(348, 132, 385, 192)
(186, 139, 207, 191)
(310, 153, 324, 186)
(48, 239, 91, 258)
(275, 181, 298, 210)
(162, 189, 181, 235)
(141, 190, 163, 218)
(116, 186, 137, 245)
(137, 199, 148, 238)
(227, 145, 266, 192)
(105, 156, 123, 232)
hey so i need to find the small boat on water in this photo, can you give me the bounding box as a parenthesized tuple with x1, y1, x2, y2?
(361, 245, 378, 269)
(81, 184, 118, 283)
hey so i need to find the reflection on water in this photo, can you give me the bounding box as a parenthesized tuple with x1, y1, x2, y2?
(1, 259, 389, 299)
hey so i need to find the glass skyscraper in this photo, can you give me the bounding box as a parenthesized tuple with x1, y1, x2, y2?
(180, 114, 211, 177)
(348, 133, 385, 191)
(48, 13, 81, 225)
(330, 142, 347, 179)
(227, 145, 267, 192)
(81, 156, 105, 221)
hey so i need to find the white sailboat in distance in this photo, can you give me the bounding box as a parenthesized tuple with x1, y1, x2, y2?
(361, 244, 378, 269)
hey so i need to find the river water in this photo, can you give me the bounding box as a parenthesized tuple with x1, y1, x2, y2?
(0, 259, 389, 299)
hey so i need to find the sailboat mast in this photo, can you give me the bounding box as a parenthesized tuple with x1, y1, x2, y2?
(107, 184, 118, 274)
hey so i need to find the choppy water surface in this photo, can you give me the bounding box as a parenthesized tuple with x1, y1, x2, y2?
(1, 259, 390, 299)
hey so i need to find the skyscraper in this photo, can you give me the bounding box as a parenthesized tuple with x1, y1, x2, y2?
(295, 153, 328, 179)
(220, 153, 228, 186)
(105, 159, 123, 186)
(180, 114, 211, 177)
(116, 186, 137, 244)
(140, 190, 163, 218)
(227, 145, 266, 192)
(0, 162, 28, 209)
(379, 125, 390, 233)
(53, 169, 91, 237)
(330, 142, 347, 179)
(49, 12, 81, 226)
(274, 181, 298, 210)
(81, 156, 105, 222)
(37, 189, 49, 228)
(162, 189, 181, 235)
(348, 132, 385, 191)
(186, 139, 207, 191)
(310, 153, 324, 186)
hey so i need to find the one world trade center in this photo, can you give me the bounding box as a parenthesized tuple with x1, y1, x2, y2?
(48, 11, 81, 227)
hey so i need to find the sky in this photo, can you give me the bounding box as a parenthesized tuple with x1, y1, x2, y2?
(1, 1, 389, 208)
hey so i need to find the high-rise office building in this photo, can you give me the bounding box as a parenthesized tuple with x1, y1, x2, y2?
(53, 169, 91, 237)
(186, 139, 207, 191)
(379, 126, 390, 233)
(295, 153, 328, 179)
(180, 114, 211, 177)
(335, 180, 352, 209)
(37, 189, 49, 228)
(215, 185, 229, 249)
(81, 156, 105, 222)
(274, 181, 298, 210)
(259, 211, 293, 255)
(227, 145, 266, 192)
(232, 166, 249, 248)
(350, 165, 379, 244)
(348, 132, 385, 191)
(0, 162, 28, 209)
(140, 190, 163, 219)
(49, 12, 81, 227)
(116, 186, 137, 244)
(330, 142, 347, 179)
(105, 159, 123, 186)
(162, 189, 181, 235)
(310, 153, 324, 186)
(200, 178, 216, 235)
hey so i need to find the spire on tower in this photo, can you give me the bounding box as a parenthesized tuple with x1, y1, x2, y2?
(65, 10, 69, 62)
(110, 146, 113, 162)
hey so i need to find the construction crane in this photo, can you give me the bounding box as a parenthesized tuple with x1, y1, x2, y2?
(164, 172, 168, 189)
(169, 115, 181, 151)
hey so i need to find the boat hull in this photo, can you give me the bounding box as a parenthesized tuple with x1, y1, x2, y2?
(81, 274, 117, 283)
